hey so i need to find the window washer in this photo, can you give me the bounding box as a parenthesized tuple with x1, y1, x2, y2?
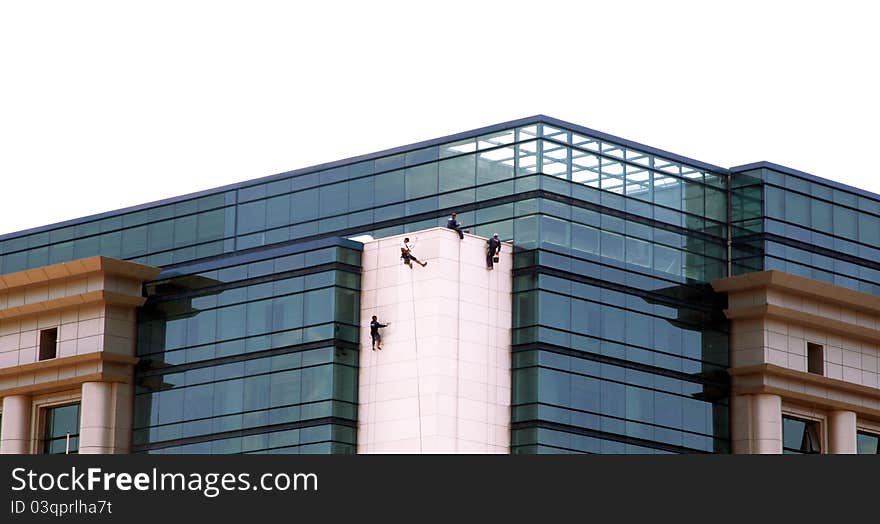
(487, 233, 502, 269)
(370, 315, 389, 350)
(447, 212, 464, 239)
(400, 237, 427, 268)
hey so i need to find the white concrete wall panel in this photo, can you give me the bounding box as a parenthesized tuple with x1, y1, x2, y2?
(357, 228, 512, 453)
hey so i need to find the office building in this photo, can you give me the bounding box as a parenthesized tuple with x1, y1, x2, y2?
(0, 116, 878, 454)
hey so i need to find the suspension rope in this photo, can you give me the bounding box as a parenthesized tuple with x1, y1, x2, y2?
(409, 261, 424, 453)
(488, 242, 505, 451)
(368, 323, 377, 450)
(455, 236, 463, 451)
(487, 257, 493, 449)
(367, 258, 380, 452)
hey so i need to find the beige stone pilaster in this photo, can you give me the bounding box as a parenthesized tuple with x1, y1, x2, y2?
(733, 393, 782, 454)
(752, 394, 783, 453)
(79, 382, 118, 454)
(828, 410, 857, 454)
(0, 395, 32, 454)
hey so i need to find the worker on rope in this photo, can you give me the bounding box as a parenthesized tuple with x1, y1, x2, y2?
(487, 233, 502, 269)
(370, 315, 389, 350)
(446, 212, 464, 239)
(400, 237, 427, 268)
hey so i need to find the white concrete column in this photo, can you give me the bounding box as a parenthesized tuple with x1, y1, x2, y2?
(828, 410, 857, 454)
(1, 395, 32, 454)
(751, 393, 783, 454)
(79, 382, 114, 454)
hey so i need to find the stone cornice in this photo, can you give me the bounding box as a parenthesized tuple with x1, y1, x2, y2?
(0, 372, 132, 397)
(0, 351, 139, 397)
(730, 363, 880, 422)
(711, 270, 880, 316)
(0, 290, 146, 320)
(0, 256, 161, 292)
(0, 351, 138, 379)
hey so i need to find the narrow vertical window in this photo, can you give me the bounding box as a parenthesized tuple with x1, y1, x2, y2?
(43, 403, 80, 454)
(39, 328, 58, 361)
(783, 416, 822, 454)
(807, 342, 823, 375)
(857, 432, 880, 454)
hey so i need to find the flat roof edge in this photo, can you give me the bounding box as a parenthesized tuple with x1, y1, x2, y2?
(6, 116, 836, 244)
(0, 115, 548, 243)
(730, 161, 880, 201)
(537, 115, 728, 173)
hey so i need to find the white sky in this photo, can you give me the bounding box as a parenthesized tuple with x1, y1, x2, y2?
(1, 1, 878, 237)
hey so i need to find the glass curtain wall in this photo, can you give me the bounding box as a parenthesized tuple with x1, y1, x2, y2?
(731, 166, 880, 295)
(0, 118, 733, 453)
(760, 168, 880, 295)
(132, 239, 361, 454)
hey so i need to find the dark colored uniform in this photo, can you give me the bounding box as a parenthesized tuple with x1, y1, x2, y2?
(447, 216, 464, 239)
(487, 236, 502, 269)
(370, 319, 387, 349)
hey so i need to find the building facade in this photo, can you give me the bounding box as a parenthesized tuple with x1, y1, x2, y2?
(0, 116, 878, 454)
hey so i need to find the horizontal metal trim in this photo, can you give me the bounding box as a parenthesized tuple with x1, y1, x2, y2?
(131, 416, 356, 452)
(147, 261, 361, 303)
(513, 264, 724, 315)
(156, 236, 364, 279)
(512, 342, 729, 389)
(136, 339, 359, 377)
(510, 419, 714, 454)
(730, 161, 880, 202)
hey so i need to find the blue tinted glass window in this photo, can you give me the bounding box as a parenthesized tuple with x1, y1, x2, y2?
(320, 182, 349, 217)
(439, 154, 476, 193)
(43, 403, 80, 454)
(541, 216, 569, 247)
(405, 164, 438, 200)
(218, 304, 246, 340)
(374, 170, 405, 206)
(304, 288, 333, 325)
(859, 212, 880, 245)
(291, 189, 319, 223)
(833, 205, 857, 240)
(811, 199, 832, 233)
(539, 292, 570, 331)
(349, 177, 374, 211)
(600, 231, 624, 261)
(784, 191, 809, 225)
(857, 432, 880, 454)
(266, 195, 291, 229)
(238, 200, 266, 235)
